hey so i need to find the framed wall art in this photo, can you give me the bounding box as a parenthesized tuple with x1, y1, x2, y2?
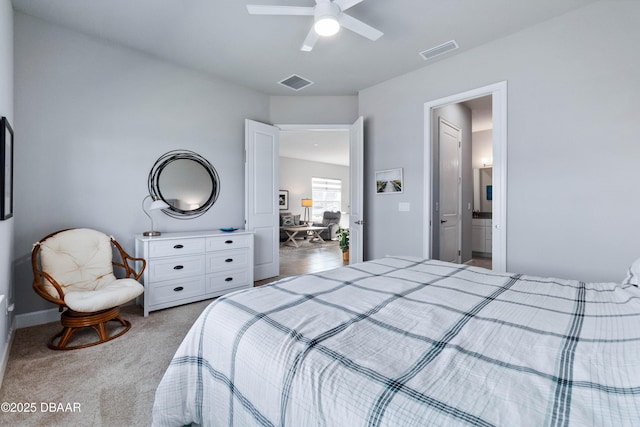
(0, 116, 13, 220)
(279, 190, 289, 210)
(375, 168, 403, 194)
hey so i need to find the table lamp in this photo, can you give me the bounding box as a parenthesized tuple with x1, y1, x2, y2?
(301, 198, 312, 224)
(142, 195, 170, 236)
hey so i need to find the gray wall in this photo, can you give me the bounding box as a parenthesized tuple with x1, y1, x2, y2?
(13, 14, 270, 315)
(359, 1, 640, 282)
(0, 0, 14, 367)
(270, 96, 358, 125)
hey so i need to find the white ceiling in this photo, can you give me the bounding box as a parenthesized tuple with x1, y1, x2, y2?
(280, 130, 349, 166)
(11, 0, 596, 96)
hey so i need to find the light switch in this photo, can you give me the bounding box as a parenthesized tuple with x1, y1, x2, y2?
(398, 202, 410, 212)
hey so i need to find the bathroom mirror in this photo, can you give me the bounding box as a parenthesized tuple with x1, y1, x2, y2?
(473, 167, 493, 213)
(148, 150, 220, 219)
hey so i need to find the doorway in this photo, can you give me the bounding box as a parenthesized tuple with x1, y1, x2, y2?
(277, 127, 350, 281)
(423, 82, 507, 272)
(246, 119, 364, 282)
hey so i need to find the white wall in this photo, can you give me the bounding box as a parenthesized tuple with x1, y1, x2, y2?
(0, 0, 14, 384)
(359, 1, 640, 282)
(472, 130, 493, 169)
(13, 13, 270, 316)
(280, 156, 349, 225)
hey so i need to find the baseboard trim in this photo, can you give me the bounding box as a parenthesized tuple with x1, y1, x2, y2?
(16, 308, 59, 329)
(0, 317, 16, 389)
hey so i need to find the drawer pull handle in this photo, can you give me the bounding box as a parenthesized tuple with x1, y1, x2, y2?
(225, 258, 233, 263)
(225, 277, 233, 282)
(173, 286, 184, 292)
(173, 244, 184, 249)
(173, 265, 184, 270)
(225, 240, 233, 244)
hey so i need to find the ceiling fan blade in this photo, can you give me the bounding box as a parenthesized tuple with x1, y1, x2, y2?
(338, 13, 383, 41)
(246, 5, 314, 16)
(301, 27, 319, 52)
(334, 0, 364, 12)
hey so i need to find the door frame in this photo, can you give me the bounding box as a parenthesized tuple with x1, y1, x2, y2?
(423, 81, 508, 272)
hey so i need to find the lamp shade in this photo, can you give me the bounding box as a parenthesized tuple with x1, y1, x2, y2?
(301, 198, 313, 207)
(142, 195, 170, 236)
(149, 199, 170, 210)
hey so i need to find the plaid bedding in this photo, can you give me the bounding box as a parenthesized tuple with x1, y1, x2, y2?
(152, 256, 640, 426)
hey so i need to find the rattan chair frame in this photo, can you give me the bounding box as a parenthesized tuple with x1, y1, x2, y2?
(31, 228, 146, 350)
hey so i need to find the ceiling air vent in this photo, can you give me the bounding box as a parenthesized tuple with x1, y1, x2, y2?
(279, 74, 314, 91)
(419, 40, 459, 61)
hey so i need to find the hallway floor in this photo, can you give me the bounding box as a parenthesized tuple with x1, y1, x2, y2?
(255, 240, 347, 286)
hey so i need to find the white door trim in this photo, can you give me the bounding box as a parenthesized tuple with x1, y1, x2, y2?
(277, 124, 351, 131)
(423, 81, 508, 272)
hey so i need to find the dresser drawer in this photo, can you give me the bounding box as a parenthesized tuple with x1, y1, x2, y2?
(206, 234, 251, 252)
(206, 270, 250, 294)
(148, 277, 205, 306)
(149, 238, 206, 258)
(206, 249, 249, 273)
(149, 254, 206, 282)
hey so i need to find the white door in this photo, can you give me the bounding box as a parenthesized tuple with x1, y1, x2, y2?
(438, 118, 461, 263)
(349, 117, 364, 264)
(245, 119, 279, 281)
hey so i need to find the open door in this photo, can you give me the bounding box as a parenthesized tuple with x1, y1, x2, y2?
(245, 119, 279, 281)
(349, 117, 364, 264)
(438, 118, 461, 263)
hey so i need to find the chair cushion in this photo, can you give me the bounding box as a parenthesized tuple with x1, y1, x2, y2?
(40, 228, 117, 299)
(64, 278, 144, 312)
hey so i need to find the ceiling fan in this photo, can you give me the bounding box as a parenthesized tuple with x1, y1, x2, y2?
(246, 0, 383, 52)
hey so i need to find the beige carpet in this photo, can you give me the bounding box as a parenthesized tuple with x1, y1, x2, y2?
(0, 299, 211, 426)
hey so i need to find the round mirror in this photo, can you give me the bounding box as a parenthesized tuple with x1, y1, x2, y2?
(148, 150, 220, 219)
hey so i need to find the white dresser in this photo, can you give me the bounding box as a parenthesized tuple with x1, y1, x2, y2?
(135, 230, 254, 316)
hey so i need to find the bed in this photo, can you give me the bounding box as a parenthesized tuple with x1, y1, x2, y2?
(152, 256, 640, 426)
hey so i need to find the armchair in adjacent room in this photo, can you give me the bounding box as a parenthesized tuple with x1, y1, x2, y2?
(313, 211, 342, 240)
(31, 228, 146, 350)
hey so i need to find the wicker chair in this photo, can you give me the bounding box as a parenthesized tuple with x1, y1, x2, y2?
(31, 228, 146, 350)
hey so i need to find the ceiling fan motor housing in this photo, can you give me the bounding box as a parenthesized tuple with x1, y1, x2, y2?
(314, 2, 341, 36)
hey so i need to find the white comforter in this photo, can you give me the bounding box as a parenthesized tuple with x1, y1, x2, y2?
(152, 256, 640, 426)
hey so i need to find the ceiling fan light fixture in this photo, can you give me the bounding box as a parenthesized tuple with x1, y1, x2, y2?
(313, 2, 341, 37)
(314, 16, 340, 36)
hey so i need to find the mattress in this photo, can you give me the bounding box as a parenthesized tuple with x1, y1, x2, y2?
(152, 256, 640, 426)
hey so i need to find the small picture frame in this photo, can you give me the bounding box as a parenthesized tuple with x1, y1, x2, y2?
(0, 116, 13, 220)
(279, 190, 289, 210)
(375, 168, 403, 194)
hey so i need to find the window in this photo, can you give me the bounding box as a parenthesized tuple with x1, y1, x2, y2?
(311, 177, 341, 222)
